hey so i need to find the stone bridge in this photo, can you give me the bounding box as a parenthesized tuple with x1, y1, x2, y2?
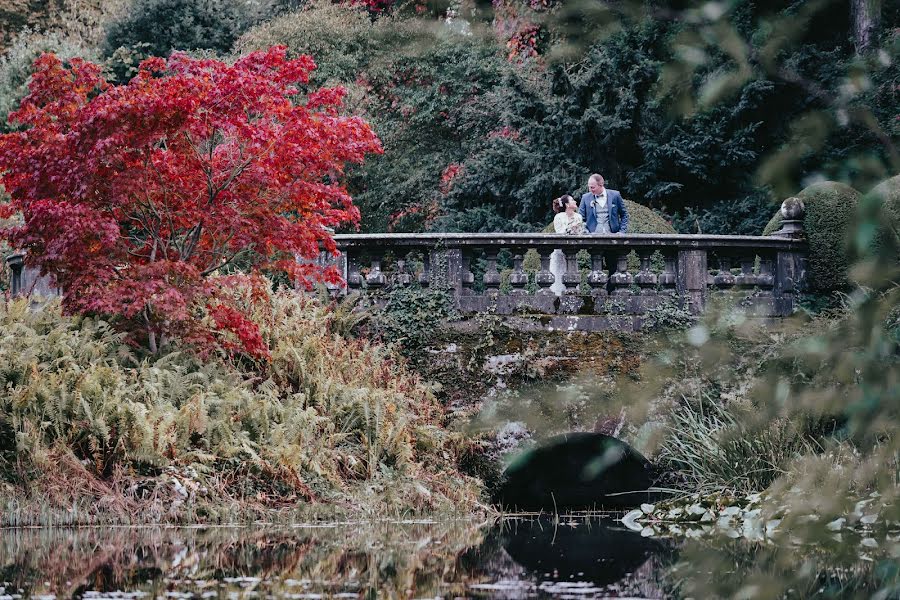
(7, 210, 807, 334)
(319, 218, 806, 332)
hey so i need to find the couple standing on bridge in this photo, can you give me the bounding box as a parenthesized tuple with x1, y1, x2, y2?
(552, 174, 630, 235)
(548, 174, 630, 295)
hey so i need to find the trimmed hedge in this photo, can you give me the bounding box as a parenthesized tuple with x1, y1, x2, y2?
(859, 174, 900, 263)
(541, 199, 676, 234)
(762, 181, 861, 293)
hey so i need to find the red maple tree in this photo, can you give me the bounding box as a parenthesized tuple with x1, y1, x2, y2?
(0, 47, 382, 357)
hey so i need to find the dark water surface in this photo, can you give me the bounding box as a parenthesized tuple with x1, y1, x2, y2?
(0, 517, 670, 599)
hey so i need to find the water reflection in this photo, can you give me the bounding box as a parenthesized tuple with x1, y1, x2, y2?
(0, 517, 669, 599)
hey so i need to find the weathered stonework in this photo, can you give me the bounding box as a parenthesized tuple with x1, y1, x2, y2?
(328, 231, 808, 331)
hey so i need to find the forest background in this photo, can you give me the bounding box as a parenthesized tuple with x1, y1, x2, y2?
(1, 0, 897, 238)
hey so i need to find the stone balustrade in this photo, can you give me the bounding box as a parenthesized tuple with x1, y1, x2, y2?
(320, 229, 807, 330)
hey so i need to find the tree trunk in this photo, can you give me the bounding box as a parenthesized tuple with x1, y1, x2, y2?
(851, 0, 882, 54)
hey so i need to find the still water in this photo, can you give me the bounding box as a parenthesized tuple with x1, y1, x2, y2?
(0, 517, 670, 599)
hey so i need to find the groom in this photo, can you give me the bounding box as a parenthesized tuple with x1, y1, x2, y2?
(578, 174, 629, 234)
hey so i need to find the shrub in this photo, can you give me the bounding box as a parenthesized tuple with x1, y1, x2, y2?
(858, 174, 900, 264)
(624, 199, 677, 234)
(762, 181, 861, 293)
(0, 291, 481, 524)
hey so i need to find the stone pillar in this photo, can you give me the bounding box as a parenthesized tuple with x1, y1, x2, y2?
(429, 247, 464, 295)
(770, 196, 808, 310)
(677, 249, 707, 314)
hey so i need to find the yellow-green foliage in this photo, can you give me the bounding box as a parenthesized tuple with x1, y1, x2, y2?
(763, 181, 861, 293)
(0, 291, 480, 523)
(623, 200, 676, 234)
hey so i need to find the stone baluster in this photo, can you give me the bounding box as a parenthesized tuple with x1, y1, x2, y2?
(535, 248, 555, 295)
(460, 251, 476, 295)
(634, 249, 657, 295)
(365, 254, 386, 289)
(757, 255, 775, 290)
(562, 248, 582, 295)
(483, 248, 502, 295)
(735, 255, 757, 288)
(346, 251, 363, 291)
(713, 254, 736, 289)
(610, 252, 633, 295)
(658, 254, 676, 296)
(394, 258, 412, 287)
(509, 252, 528, 295)
(418, 250, 431, 287)
(587, 250, 608, 297)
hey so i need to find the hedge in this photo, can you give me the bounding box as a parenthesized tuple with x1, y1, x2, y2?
(859, 174, 900, 263)
(762, 181, 861, 293)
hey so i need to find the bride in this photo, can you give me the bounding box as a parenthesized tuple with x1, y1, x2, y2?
(552, 195, 586, 234)
(549, 195, 585, 294)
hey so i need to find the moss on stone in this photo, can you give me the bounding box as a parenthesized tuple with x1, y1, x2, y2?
(762, 181, 861, 293)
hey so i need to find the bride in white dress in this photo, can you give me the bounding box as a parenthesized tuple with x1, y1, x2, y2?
(550, 195, 585, 294)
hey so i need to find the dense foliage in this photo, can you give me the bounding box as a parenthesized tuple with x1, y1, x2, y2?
(234, 2, 899, 235)
(102, 0, 266, 81)
(0, 48, 381, 355)
(0, 292, 481, 523)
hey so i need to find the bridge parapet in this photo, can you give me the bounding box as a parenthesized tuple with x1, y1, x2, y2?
(321, 228, 807, 329)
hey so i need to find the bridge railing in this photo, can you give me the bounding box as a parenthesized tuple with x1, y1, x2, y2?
(320, 227, 807, 320)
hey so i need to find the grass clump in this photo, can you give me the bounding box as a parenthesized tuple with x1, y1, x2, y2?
(0, 288, 483, 525)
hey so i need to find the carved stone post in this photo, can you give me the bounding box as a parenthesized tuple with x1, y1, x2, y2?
(634, 250, 657, 295)
(658, 254, 677, 296)
(535, 249, 555, 295)
(418, 250, 431, 287)
(610, 252, 632, 295)
(562, 248, 581, 295)
(459, 250, 474, 296)
(713, 254, 736, 289)
(509, 252, 528, 295)
(366, 255, 386, 289)
(483, 249, 502, 295)
(346, 251, 363, 292)
(770, 196, 808, 314)
(677, 249, 707, 314)
(587, 251, 608, 297)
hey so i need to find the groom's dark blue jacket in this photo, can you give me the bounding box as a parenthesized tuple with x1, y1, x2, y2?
(578, 190, 629, 233)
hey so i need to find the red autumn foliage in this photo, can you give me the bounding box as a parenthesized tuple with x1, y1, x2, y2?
(0, 47, 382, 357)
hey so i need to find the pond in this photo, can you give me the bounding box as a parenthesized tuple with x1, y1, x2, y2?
(3, 516, 893, 599)
(0, 517, 672, 599)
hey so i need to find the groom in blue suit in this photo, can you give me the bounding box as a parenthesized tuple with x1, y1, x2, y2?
(578, 174, 629, 234)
